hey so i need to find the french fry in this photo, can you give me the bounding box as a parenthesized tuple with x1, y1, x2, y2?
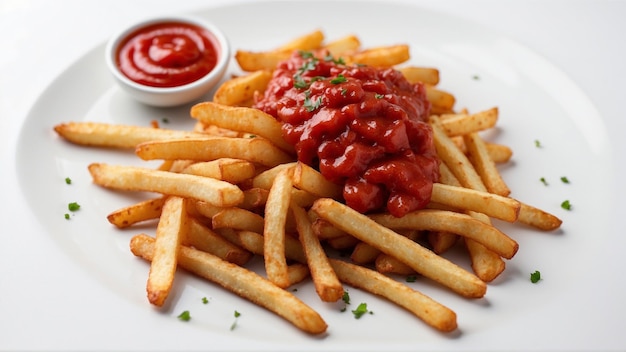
(517, 203, 563, 231)
(213, 70, 272, 107)
(349, 44, 410, 67)
(427, 231, 459, 254)
(374, 253, 416, 276)
(350, 242, 381, 265)
(323, 34, 361, 57)
(292, 162, 342, 199)
(426, 87, 456, 114)
(312, 198, 486, 298)
(146, 196, 187, 307)
(370, 209, 518, 260)
(486, 143, 513, 163)
(439, 107, 498, 137)
(181, 158, 256, 184)
(430, 183, 520, 222)
(130, 234, 327, 334)
(185, 218, 252, 266)
(236, 230, 307, 264)
(277, 29, 325, 52)
(190, 102, 294, 153)
(398, 66, 440, 86)
(107, 196, 165, 228)
(135, 137, 293, 167)
(329, 259, 457, 332)
(235, 49, 292, 72)
(464, 132, 511, 196)
(212, 207, 265, 234)
(291, 203, 344, 302)
(88, 163, 244, 207)
(53, 122, 208, 149)
(263, 168, 294, 288)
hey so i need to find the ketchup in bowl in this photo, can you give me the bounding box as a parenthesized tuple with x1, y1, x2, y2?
(116, 21, 219, 88)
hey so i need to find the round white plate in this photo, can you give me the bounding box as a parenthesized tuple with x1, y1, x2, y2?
(15, 1, 613, 350)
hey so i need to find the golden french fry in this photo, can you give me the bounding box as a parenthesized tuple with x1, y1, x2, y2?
(240, 187, 270, 209)
(323, 34, 361, 57)
(252, 162, 297, 189)
(146, 196, 187, 307)
(374, 253, 417, 276)
(439, 107, 498, 137)
(277, 29, 325, 51)
(426, 87, 456, 114)
(107, 196, 165, 228)
(181, 158, 256, 184)
(88, 163, 244, 207)
(190, 102, 294, 153)
(235, 230, 307, 264)
(130, 234, 327, 334)
(518, 203, 563, 231)
(463, 132, 511, 196)
(430, 183, 520, 222)
(427, 231, 459, 254)
(213, 70, 273, 107)
(212, 207, 265, 234)
(398, 66, 440, 86)
(291, 203, 343, 302)
(312, 198, 486, 298)
(53, 122, 208, 149)
(235, 49, 292, 72)
(329, 259, 457, 332)
(311, 218, 348, 240)
(349, 44, 410, 67)
(263, 168, 294, 288)
(286, 263, 311, 286)
(292, 162, 342, 199)
(185, 218, 252, 266)
(350, 242, 381, 265)
(135, 137, 293, 167)
(370, 209, 518, 260)
(486, 143, 513, 163)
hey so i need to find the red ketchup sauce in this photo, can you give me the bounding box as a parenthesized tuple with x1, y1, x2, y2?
(116, 21, 219, 87)
(255, 51, 440, 217)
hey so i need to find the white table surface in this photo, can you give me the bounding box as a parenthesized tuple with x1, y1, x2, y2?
(1, 0, 625, 350)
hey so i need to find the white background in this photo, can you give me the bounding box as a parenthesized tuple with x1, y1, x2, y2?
(1, 0, 625, 350)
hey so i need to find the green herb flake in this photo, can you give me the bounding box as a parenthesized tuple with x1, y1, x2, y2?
(293, 74, 309, 89)
(68, 202, 81, 212)
(202, 297, 209, 304)
(352, 303, 369, 319)
(540, 177, 548, 186)
(162, 118, 169, 124)
(341, 88, 348, 96)
(342, 291, 350, 305)
(561, 200, 572, 210)
(534, 140, 542, 148)
(177, 310, 191, 321)
(375, 93, 384, 99)
(230, 310, 241, 331)
(65, 177, 72, 185)
(406, 275, 417, 283)
(560, 176, 570, 184)
(303, 92, 322, 112)
(330, 74, 347, 84)
(472, 75, 480, 80)
(64, 213, 70, 220)
(530, 270, 541, 283)
(299, 50, 315, 59)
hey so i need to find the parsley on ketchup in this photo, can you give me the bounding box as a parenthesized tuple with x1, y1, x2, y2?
(116, 21, 219, 87)
(255, 51, 439, 217)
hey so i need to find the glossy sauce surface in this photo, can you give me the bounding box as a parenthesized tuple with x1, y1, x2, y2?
(255, 51, 439, 217)
(116, 21, 219, 87)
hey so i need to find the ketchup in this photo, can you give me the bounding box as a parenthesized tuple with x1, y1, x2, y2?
(255, 51, 439, 217)
(116, 21, 219, 87)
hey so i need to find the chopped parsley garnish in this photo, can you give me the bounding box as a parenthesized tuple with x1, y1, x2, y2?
(472, 75, 480, 80)
(202, 297, 209, 304)
(162, 118, 169, 124)
(65, 177, 72, 185)
(561, 200, 572, 210)
(64, 213, 70, 220)
(303, 91, 322, 112)
(406, 275, 417, 283)
(534, 140, 542, 148)
(330, 74, 347, 84)
(293, 75, 309, 89)
(375, 93, 384, 99)
(540, 177, 548, 186)
(230, 310, 241, 331)
(299, 50, 315, 59)
(68, 202, 81, 212)
(560, 176, 570, 184)
(324, 53, 346, 65)
(530, 270, 541, 283)
(351, 303, 371, 319)
(342, 291, 351, 305)
(177, 310, 191, 321)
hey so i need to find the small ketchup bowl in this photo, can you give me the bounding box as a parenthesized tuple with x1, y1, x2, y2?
(105, 15, 230, 107)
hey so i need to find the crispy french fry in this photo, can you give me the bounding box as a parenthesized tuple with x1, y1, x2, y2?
(107, 196, 165, 228)
(329, 259, 457, 332)
(236, 230, 307, 264)
(181, 158, 256, 184)
(53, 122, 208, 149)
(235, 49, 292, 72)
(398, 66, 440, 86)
(213, 70, 273, 107)
(130, 234, 327, 334)
(439, 107, 498, 137)
(263, 168, 294, 288)
(350, 242, 381, 265)
(426, 87, 456, 114)
(464, 132, 511, 196)
(517, 203, 563, 231)
(370, 209, 518, 259)
(212, 207, 265, 234)
(427, 231, 459, 254)
(486, 143, 513, 163)
(349, 44, 410, 67)
(292, 162, 342, 199)
(374, 253, 416, 276)
(312, 198, 486, 298)
(185, 218, 252, 266)
(252, 162, 297, 189)
(292, 203, 343, 302)
(323, 34, 361, 57)
(277, 29, 325, 51)
(190, 102, 294, 153)
(135, 137, 293, 167)
(88, 163, 244, 207)
(430, 183, 520, 222)
(146, 196, 187, 307)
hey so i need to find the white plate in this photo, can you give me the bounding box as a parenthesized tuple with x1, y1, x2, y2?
(15, 0, 613, 350)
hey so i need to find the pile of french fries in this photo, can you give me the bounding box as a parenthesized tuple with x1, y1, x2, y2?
(54, 29, 561, 335)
